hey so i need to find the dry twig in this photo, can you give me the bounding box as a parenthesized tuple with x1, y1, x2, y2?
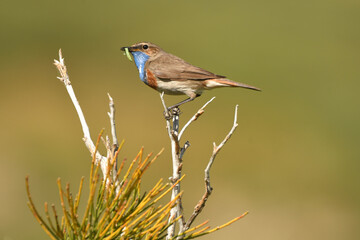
(54, 49, 118, 179)
(161, 94, 244, 239)
(184, 105, 240, 230)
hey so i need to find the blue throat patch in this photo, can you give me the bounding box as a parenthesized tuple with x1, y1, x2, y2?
(131, 51, 150, 83)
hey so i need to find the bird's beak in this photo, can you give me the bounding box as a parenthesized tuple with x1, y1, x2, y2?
(121, 46, 141, 52)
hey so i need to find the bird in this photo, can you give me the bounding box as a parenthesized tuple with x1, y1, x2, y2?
(121, 42, 260, 109)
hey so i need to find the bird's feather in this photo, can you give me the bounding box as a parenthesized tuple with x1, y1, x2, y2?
(148, 53, 226, 80)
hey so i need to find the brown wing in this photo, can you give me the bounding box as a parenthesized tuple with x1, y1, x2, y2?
(148, 53, 226, 80)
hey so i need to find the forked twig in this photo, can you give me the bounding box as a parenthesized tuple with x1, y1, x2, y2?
(184, 105, 239, 231)
(54, 49, 118, 178)
(161, 95, 242, 239)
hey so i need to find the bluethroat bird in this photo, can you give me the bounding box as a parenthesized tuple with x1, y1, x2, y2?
(121, 42, 260, 109)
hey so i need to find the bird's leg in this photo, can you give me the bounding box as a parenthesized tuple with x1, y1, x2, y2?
(167, 95, 200, 110)
(163, 95, 200, 120)
(167, 97, 194, 110)
(164, 98, 192, 120)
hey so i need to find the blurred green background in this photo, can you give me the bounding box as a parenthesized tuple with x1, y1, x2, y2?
(1, 0, 359, 239)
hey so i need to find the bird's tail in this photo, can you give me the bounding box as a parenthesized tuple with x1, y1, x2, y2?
(205, 78, 261, 91)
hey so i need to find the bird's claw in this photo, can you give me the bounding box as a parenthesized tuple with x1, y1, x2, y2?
(169, 106, 180, 116)
(163, 107, 180, 120)
(163, 110, 171, 120)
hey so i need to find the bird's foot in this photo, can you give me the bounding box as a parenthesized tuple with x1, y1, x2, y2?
(163, 106, 180, 120)
(163, 110, 171, 120)
(170, 106, 180, 116)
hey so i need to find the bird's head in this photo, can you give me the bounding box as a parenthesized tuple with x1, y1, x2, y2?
(121, 42, 162, 82)
(121, 42, 161, 60)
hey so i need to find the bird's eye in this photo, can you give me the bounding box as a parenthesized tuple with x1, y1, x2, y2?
(143, 44, 149, 50)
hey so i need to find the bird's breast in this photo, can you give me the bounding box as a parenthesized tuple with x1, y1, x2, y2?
(145, 70, 158, 90)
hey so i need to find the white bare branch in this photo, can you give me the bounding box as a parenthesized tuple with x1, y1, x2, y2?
(54, 49, 108, 177)
(160, 93, 185, 239)
(107, 93, 118, 149)
(160, 93, 172, 139)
